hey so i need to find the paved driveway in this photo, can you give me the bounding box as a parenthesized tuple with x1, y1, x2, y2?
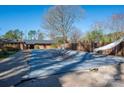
(25, 49, 124, 78)
(0, 50, 30, 87)
(1, 49, 124, 87)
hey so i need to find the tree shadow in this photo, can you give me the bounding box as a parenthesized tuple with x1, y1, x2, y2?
(14, 52, 91, 87)
(0, 51, 29, 73)
(51, 52, 92, 75)
(15, 75, 62, 87)
(104, 62, 123, 87)
(113, 62, 122, 81)
(29, 51, 80, 72)
(0, 51, 30, 87)
(1, 49, 122, 87)
(0, 49, 69, 87)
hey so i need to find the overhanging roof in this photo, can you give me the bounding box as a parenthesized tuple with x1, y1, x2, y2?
(24, 40, 54, 45)
(0, 38, 55, 45)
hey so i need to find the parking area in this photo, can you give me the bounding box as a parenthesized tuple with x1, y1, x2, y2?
(25, 49, 124, 78)
(1, 49, 124, 87)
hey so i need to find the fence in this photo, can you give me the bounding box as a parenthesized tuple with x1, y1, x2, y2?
(67, 41, 124, 56)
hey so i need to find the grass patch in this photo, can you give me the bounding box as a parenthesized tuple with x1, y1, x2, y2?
(0, 50, 18, 60)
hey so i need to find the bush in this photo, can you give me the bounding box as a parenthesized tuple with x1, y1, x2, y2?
(51, 43, 58, 48)
(2, 46, 20, 52)
(34, 45, 40, 49)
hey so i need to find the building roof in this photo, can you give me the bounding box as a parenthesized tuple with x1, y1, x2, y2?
(0, 38, 19, 43)
(24, 40, 54, 45)
(0, 38, 55, 45)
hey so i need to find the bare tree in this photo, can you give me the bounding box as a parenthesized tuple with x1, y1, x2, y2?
(110, 14, 124, 32)
(70, 27, 82, 43)
(49, 31, 57, 40)
(36, 30, 44, 40)
(108, 14, 124, 40)
(28, 30, 37, 40)
(43, 5, 84, 48)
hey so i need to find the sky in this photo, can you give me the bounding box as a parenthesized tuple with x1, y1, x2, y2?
(0, 5, 124, 38)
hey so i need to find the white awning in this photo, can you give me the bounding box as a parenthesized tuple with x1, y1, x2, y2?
(94, 37, 124, 52)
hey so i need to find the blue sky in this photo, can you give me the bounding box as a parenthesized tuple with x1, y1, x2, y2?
(0, 5, 124, 38)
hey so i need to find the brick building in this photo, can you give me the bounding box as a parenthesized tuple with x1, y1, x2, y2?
(0, 39, 55, 50)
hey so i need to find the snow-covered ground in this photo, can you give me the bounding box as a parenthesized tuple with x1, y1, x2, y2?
(24, 49, 124, 79)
